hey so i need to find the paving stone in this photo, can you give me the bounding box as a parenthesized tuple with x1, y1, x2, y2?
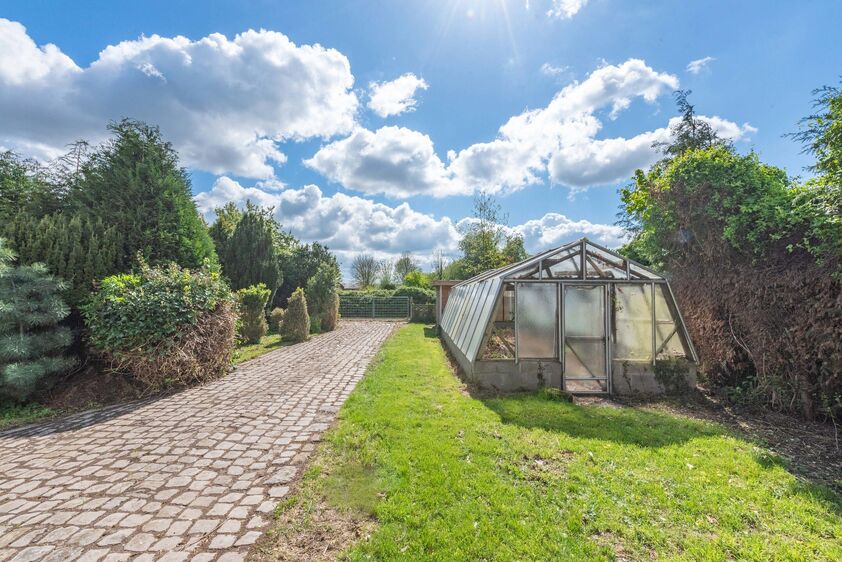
(0, 321, 395, 561)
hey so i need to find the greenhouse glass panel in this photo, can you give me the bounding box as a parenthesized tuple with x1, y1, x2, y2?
(655, 284, 686, 358)
(564, 286, 605, 337)
(453, 284, 479, 347)
(629, 263, 660, 280)
(466, 279, 502, 361)
(515, 283, 558, 358)
(546, 248, 581, 278)
(586, 246, 628, 279)
(614, 284, 653, 361)
(459, 281, 491, 351)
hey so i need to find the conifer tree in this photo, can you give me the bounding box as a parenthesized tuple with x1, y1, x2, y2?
(0, 239, 75, 401)
(222, 203, 282, 301)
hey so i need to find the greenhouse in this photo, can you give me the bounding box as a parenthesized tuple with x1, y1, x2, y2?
(439, 238, 698, 394)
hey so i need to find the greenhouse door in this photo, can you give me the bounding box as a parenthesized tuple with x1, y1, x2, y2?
(562, 285, 610, 393)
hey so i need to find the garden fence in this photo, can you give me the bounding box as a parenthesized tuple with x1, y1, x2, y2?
(339, 295, 411, 319)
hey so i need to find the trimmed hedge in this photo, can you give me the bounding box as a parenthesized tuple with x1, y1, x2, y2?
(237, 284, 271, 344)
(83, 262, 236, 389)
(281, 288, 310, 343)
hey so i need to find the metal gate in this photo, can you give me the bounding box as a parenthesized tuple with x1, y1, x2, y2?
(339, 296, 411, 319)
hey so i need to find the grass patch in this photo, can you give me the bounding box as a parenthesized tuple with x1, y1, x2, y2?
(256, 324, 842, 561)
(233, 333, 289, 364)
(0, 402, 56, 430)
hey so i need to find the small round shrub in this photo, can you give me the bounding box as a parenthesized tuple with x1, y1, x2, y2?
(83, 262, 236, 389)
(321, 291, 340, 332)
(269, 307, 285, 333)
(281, 287, 310, 343)
(237, 284, 271, 344)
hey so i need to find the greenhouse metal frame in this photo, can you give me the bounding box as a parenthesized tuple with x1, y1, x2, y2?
(440, 238, 698, 394)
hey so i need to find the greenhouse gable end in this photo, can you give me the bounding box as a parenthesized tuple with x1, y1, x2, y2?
(439, 238, 698, 395)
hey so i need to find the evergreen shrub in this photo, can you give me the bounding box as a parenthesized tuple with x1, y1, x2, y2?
(281, 288, 310, 343)
(0, 240, 75, 401)
(237, 284, 271, 344)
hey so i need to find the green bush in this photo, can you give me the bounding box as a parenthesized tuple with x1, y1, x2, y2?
(393, 285, 435, 304)
(306, 262, 340, 316)
(269, 307, 285, 333)
(321, 292, 340, 332)
(403, 270, 431, 289)
(237, 284, 271, 344)
(83, 262, 235, 389)
(281, 287, 310, 343)
(0, 240, 75, 401)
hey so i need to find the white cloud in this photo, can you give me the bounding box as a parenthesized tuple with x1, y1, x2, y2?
(367, 73, 429, 117)
(0, 19, 358, 179)
(540, 63, 569, 78)
(195, 176, 627, 280)
(304, 126, 466, 198)
(307, 59, 755, 198)
(686, 56, 715, 74)
(448, 59, 681, 193)
(547, 0, 590, 19)
(512, 213, 628, 249)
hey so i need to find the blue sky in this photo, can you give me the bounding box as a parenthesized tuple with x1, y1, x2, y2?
(2, 0, 841, 275)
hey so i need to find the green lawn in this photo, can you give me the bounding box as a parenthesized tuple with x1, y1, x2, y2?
(0, 402, 56, 430)
(233, 333, 290, 364)
(259, 324, 842, 561)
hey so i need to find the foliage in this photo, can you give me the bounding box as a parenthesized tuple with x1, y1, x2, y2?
(394, 252, 418, 282)
(266, 324, 842, 560)
(790, 82, 842, 186)
(2, 121, 216, 309)
(0, 401, 56, 430)
(378, 259, 396, 289)
(403, 269, 430, 289)
(7, 212, 122, 305)
(237, 284, 271, 344)
(458, 193, 527, 278)
(0, 240, 75, 401)
(220, 202, 282, 299)
(276, 241, 339, 307)
(392, 285, 435, 304)
(269, 307, 286, 333)
(0, 151, 61, 224)
(83, 262, 231, 353)
(350, 254, 378, 288)
(83, 262, 235, 388)
(652, 90, 732, 161)
(321, 292, 340, 332)
(281, 287, 310, 343)
(618, 91, 842, 419)
(207, 202, 242, 262)
(306, 262, 340, 317)
(71, 119, 216, 270)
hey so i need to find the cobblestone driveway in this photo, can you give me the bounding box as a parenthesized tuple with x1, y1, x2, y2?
(0, 321, 396, 562)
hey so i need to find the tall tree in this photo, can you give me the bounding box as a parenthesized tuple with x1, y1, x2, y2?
(394, 252, 418, 282)
(790, 82, 842, 186)
(457, 193, 525, 278)
(350, 254, 378, 288)
(208, 203, 243, 261)
(71, 119, 216, 270)
(221, 202, 282, 302)
(378, 259, 395, 288)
